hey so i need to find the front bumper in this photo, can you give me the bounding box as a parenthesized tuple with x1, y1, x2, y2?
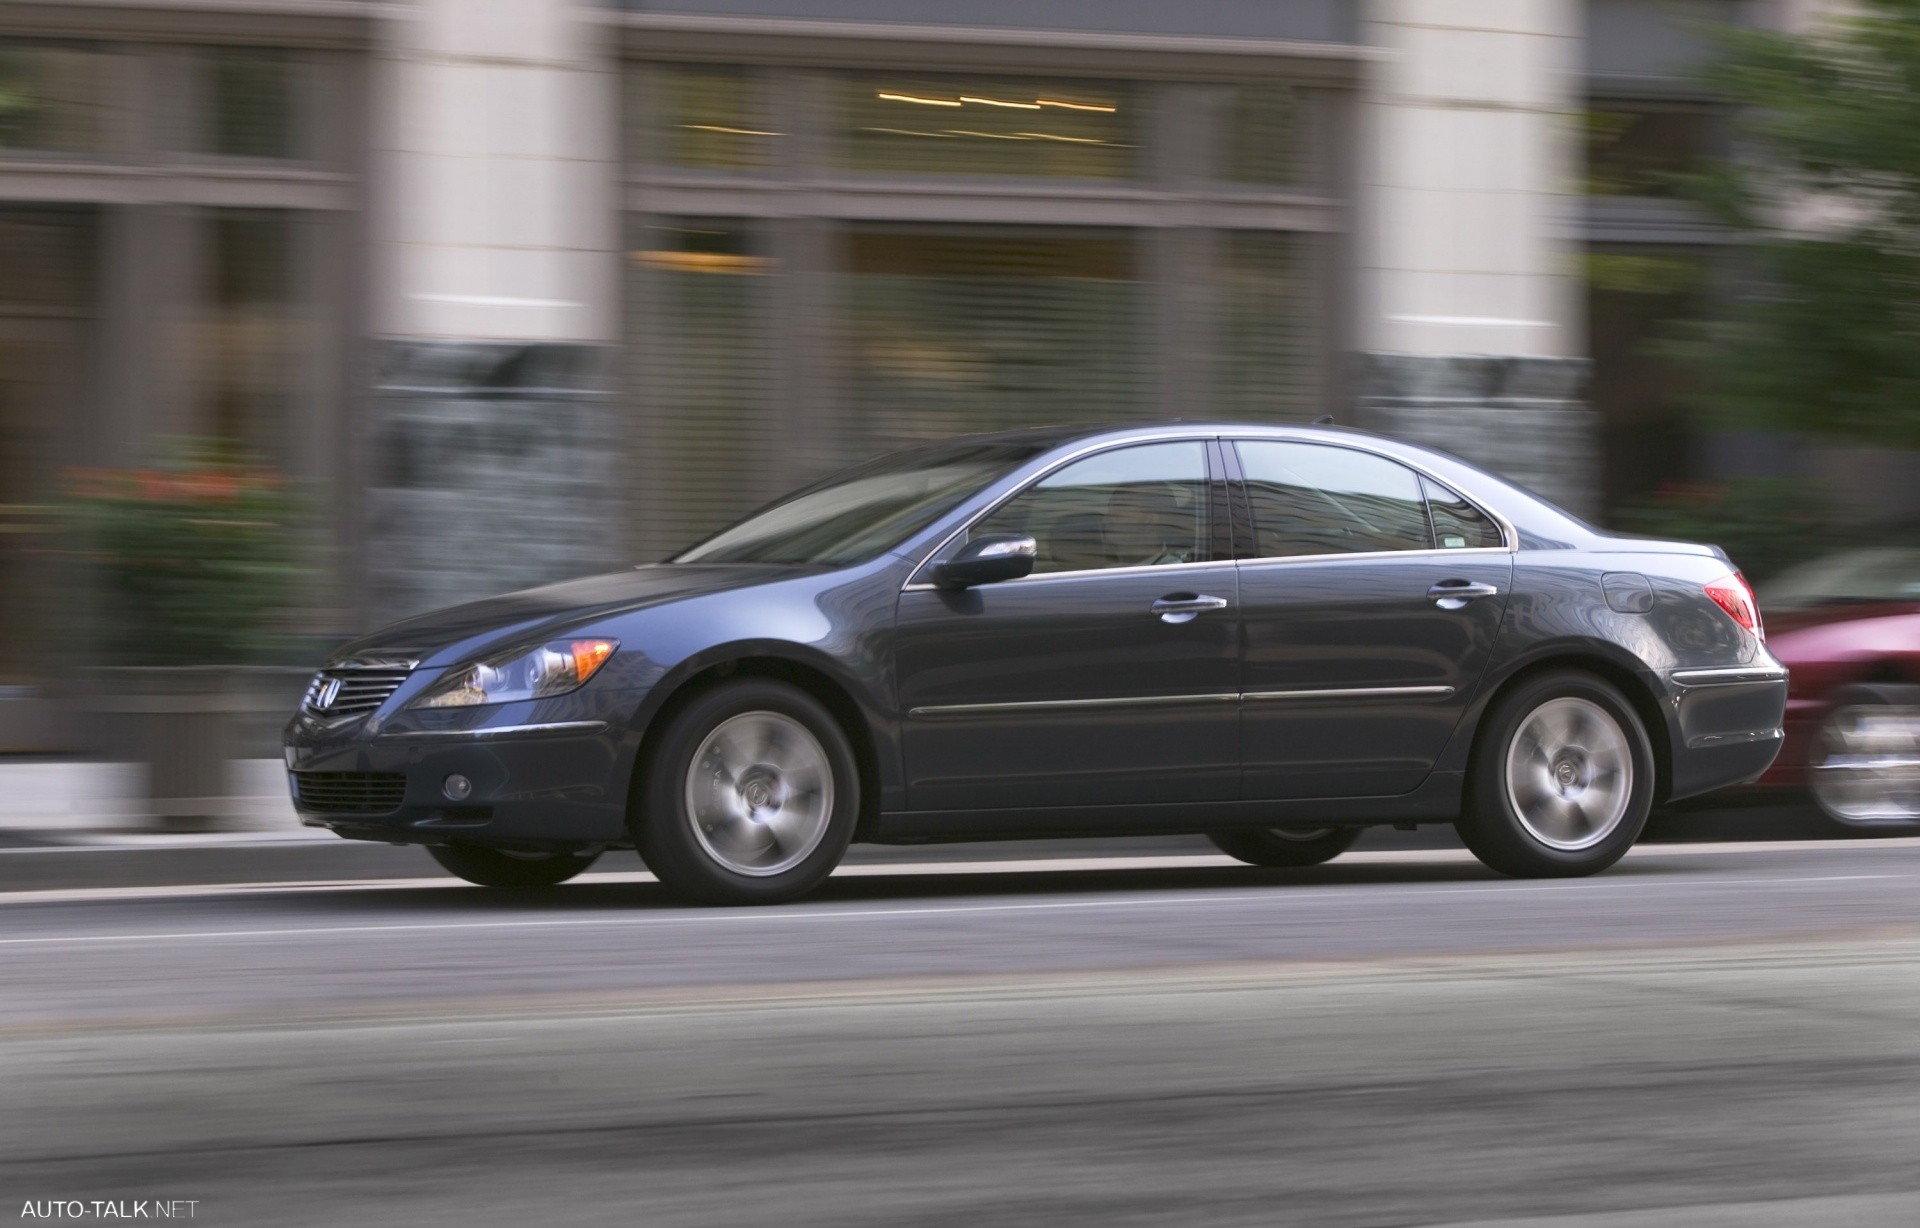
(1662, 664, 1790, 802)
(284, 699, 644, 850)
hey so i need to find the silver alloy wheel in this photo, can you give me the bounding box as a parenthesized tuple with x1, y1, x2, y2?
(1809, 703, 1920, 825)
(1504, 696, 1633, 851)
(684, 711, 835, 877)
(1268, 828, 1335, 842)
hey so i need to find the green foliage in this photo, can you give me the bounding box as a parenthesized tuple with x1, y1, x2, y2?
(1613, 478, 1855, 581)
(1669, 0, 1920, 449)
(67, 440, 304, 666)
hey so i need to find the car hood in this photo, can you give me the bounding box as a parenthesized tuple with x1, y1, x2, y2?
(1767, 609, 1920, 668)
(331, 564, 819, 665)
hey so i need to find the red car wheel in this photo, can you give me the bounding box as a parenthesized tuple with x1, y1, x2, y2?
(1808, 683, 1920, 828)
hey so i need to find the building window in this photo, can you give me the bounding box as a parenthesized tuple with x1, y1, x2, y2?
(838, 74, 1135, 179)
(202, 47, 298, 159)
(843, 227, 1146, 455)
(632, 64, 777, 170)
(1586, 105, 1714, 198)
(0, 41, 117, 154)
(1220, 83, 1304, 186)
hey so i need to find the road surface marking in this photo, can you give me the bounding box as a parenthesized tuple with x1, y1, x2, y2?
(0, 874, 1896, 948)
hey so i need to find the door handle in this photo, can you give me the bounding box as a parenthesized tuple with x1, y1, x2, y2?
(1429, 580, 1500, 609)
(1151, 593, 1229, 624)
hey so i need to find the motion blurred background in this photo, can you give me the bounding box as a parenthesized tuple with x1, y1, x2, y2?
(0, 0, 1916, 826)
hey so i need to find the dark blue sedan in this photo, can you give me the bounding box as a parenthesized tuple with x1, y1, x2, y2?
(285, 423, 1787, 903)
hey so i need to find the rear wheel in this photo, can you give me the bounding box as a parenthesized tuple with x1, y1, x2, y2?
(1808, 683, 1920, 830)
(1207, 826, 1362, 867)
(1457, 670, 1653, 877)
(635, 679, 859, 905)
(427, 844, 599, 888)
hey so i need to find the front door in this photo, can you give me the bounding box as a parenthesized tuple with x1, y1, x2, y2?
(896, 439, 1240, 811)
(1229, 439, 1513, 800)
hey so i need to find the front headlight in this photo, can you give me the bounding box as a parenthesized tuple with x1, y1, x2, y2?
(410, 639, 618, 709)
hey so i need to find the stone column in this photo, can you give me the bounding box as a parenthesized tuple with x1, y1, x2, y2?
(1354, 0, 1597, 517)
(365, 0, 619, 625)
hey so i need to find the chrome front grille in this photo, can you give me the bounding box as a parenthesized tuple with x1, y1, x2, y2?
(302, 664, 412, 719)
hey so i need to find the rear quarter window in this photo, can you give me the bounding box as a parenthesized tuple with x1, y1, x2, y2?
(1422, 477, 1504, 549)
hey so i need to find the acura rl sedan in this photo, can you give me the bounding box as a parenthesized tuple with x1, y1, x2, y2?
(285, 423, 1788, 904)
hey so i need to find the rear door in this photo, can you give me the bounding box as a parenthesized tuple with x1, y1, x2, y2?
(1229, 439, 1513, 800)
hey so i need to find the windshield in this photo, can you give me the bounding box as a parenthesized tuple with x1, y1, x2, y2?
(672, 440, 1052, 566)
(1760, 547, 1920, 611)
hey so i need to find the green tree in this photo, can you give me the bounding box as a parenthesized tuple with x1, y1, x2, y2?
(1673, 0, 1920, 449)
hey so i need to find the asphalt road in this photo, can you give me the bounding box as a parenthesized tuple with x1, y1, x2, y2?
(5, 837, 1920, 1227)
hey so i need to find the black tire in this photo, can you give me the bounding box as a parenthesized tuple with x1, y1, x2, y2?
(1457, 669, 1655, 877)
(1207, 826, 1362, 867)
(634, 679, 859, 905)
(1807, 682, 1920, 832)
(427, 843, 599, 888)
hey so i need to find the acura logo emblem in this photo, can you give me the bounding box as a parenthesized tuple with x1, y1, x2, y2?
(314, 677, 342, 710)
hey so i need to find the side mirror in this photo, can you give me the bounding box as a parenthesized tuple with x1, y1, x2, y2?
(932, 533, 1037, 589)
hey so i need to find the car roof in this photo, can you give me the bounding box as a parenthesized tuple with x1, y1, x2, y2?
(952, 420, 1382, 450)
(970, 420, 1603, 547)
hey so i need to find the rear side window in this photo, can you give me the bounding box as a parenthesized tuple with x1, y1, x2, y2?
(1236, 441, 1431, 557)
(1422, 477, 1504, 549)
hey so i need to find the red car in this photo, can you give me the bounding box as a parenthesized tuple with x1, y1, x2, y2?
(1757, 547, 1920, 827)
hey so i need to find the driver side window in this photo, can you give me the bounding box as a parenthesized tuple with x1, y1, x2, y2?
(971, 441, 1210, 575)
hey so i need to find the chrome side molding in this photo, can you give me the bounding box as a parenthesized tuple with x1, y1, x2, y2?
(1669, 666, 1790, 687)
(909, 685, 1456, 719)
(1243, 685, 1455, 702)
(380, 720, 609, 740)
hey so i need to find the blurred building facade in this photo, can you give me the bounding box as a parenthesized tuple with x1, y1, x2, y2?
(0, 0, 1824, 724)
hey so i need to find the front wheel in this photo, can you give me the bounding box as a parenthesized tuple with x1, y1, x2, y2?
(427, 844, 599, 888)
(1457, 670, 1654, 877)
(1808, 683, 1920, 830)
(1207, 826, 1362, 867)
(635, 679, 859, 905)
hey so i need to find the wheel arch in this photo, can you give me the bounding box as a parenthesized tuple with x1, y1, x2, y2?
(1454, 646, 1675, 805)
(622, 646, 888, 841)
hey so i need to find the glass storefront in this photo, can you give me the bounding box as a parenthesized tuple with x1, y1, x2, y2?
(628, 220, 780, 558)
(843, 227, 1145, 455)
(0, 207, 95, 692)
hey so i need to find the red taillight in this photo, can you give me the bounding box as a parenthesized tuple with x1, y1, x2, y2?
(1704, 571, 1764, 642)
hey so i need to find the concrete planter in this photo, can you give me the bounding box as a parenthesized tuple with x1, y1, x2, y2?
(84, 667, 307, 832)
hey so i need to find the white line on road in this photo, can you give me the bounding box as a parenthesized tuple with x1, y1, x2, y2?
(0, 874, 1897, 948)
(3, 838, 1916, 907)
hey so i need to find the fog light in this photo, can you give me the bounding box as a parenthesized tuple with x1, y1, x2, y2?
(443, 774, 473, 801)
